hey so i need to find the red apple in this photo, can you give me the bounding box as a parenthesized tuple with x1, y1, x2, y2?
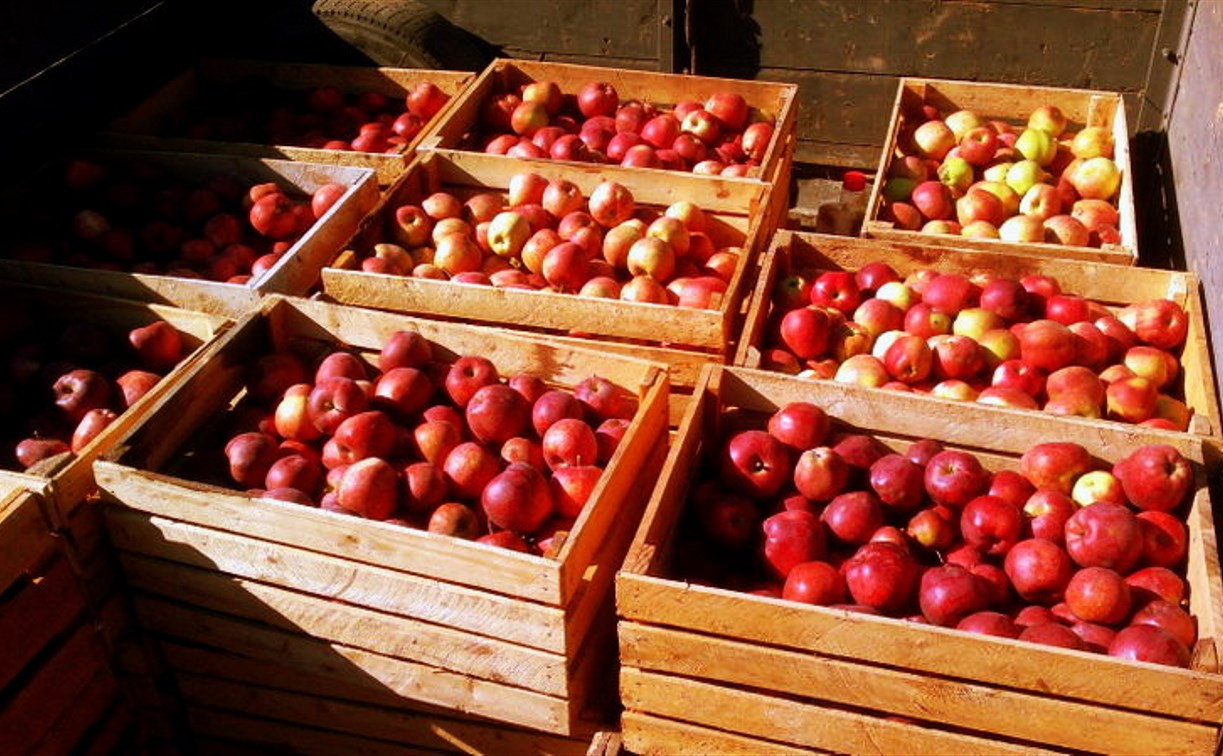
(336, 457, 400, 520)
(843, 541, 921, 614)
(869, 454, 926, 512)
(762, 509, 827, 579)
(1019, 442, 1093, 495)
(924, 450, 990, 509)
(1108, 624, 1190, 668)
(960, 495, 1023, 556)
(719, 429, 791, 500)
(767, 401, 830, 452)
(919, 564, 990, 627)
(541, 417, 599, 470)
(1005, 538, 1074, 603)
(782, 561, 846, 606)
(1064, 566, 1132, 625)
(822, 491, 885, 545)
(1112, 444, 1193, 513)
(1064, 501, 1142, 572)
(481, 462, 553, 533)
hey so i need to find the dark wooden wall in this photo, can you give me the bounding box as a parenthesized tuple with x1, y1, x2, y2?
(1165, 1, 1223, 413)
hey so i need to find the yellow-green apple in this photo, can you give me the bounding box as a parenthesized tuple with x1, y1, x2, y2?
(625, 236, 675, 282)
(793, 446, 849, 502)
(1064, 566, 1132, 624)
(486, 211, 531, 260)
(810, 271, 862, 315)
(1112, 444, 1193, 512)
(951, 307, 1003, 341)
(1071, 469, 1127, 507)
(835, 354, 890, 388)
(1015, 127, 1058, 166)
(1117, 299, 1189, 350)
(843, 540, 921, 613)
(883, 178, 917, 203)
(646, 216, 690, 258)
(1152, 395, 1192, 431)
(903, 302, 953, 339)
(977, 328, 1020, 369)
(433, 232, 483, 276)
(1135, 511, 1188, 569)
(912, 120, 956, 161)
(1123, 345, 1178, 388)
(1004, 159, 1048, 197)
(973, 180, 1021, 216)
(944, 109, 982, 142)
(1106, 375, 1158, 423)
(1064, 500, 1142, 571)
(853, 298, 905, 339)
(958, 126, 999, 166)
(1070, 126, 1114, 159)
(1028, 105, 1068, 136)
(921, 219, 962, 235)
(772, 272, 812, 312)
(924, 449, 989, 509)
(997, 214, 1044, 243)
(1069, 157, 1121, 200)
(1020, 442, 1093, 495)
(956, 186, 1006, 227)
(937, 157, 974, 197)
(875, 281, 917, 310)
(521, 80, 563, 115)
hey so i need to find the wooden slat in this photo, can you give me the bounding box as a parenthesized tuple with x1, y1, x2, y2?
(105, 508, 565, 653)
(0, 490, 55, 593)
(621, 711, 824, 756)
(121, 554, 568, 697)
(26, 666, 123, 756)
(187, 707, 411, 756)
(620, 667, 1061, 755)
(175, 673, 589, 756)
(620, 622, 1218, 755)
(0, 555, 89, 691)
(617, 573, 1223, 724)
(131, 593, 572, 734)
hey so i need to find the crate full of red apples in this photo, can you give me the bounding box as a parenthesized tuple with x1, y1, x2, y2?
(106, 59, 474, 185)
(863, 77, 1137, 265)
(416, 58, 796, 231)
(0, 151, 378, 317)
(0, 283, 229, 532)
(322, 150, 771, 389)
(616, 363, 1222, 754)
(93, 295, 669, 737)
(736, 231, 1219, 436)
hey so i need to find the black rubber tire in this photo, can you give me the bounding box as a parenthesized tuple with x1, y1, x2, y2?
(311, 0, 491, 72)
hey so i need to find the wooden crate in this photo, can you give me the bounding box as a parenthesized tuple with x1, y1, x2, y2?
(322, 150, 772, 390)
(105, 59, 475, 185)
(0, 284, 231, 533)
(862, 77, 1138, 266)
(736, 230, 1221, 437)
(0, 152, 378, 317)
(616, 363, 1223, 754)
(0, 488, 132, 754)
(93, 295, 670, 737)
(417, 57, 798, 232)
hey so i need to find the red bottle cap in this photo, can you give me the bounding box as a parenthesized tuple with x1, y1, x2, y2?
(842, 170, 867, 192)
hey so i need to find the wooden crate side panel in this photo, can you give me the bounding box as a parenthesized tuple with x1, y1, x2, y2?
(621, 711, 823, 756)
(620, 622, 1218, 754)
(175, 672, 590, 756)
(0, 556, 90, 691)
(186, 707, 407, 756)
(132, 593, 572, 734)
(120, 553, 569, 697)
(0, 491, 56, 592)
(617, 573, 1223, 724)
(25, 665, 124, 756)
(104, 509, 565, 653)
(620, 667, 1058, 755)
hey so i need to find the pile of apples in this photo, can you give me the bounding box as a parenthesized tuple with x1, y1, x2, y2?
(358, 171, 741, 310)
(879, 102, 1124, 248)
(1, 300, 188, 471)
(5, 157, 350, 283)
(471, 79, 775, 176)
(162, 81, 451, 154)
(760, 260, 1194, 430)
(677, 399, 1199, 667)
(218, 330, 638, 553)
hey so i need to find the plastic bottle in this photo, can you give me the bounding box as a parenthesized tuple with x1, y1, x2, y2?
(815, 170, 869, 236)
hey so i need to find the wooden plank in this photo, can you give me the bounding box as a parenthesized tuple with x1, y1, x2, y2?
(26, 666, 123, 756)
(617, 573, 1223, 724)
(620, 622, 1218, 755)
(0, 621, 110, 753)
(176, 673, 590, 756)
(131, 593, 572, 734)
(0, 555, 89, 691)
(622, 710, 820, 755)
(620, 667, 1059, 755)
(105, 508, 566, 653)
(187, 707, 411, 756)
(120, 554, 569, 697)
(0, 490, 55, 593)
